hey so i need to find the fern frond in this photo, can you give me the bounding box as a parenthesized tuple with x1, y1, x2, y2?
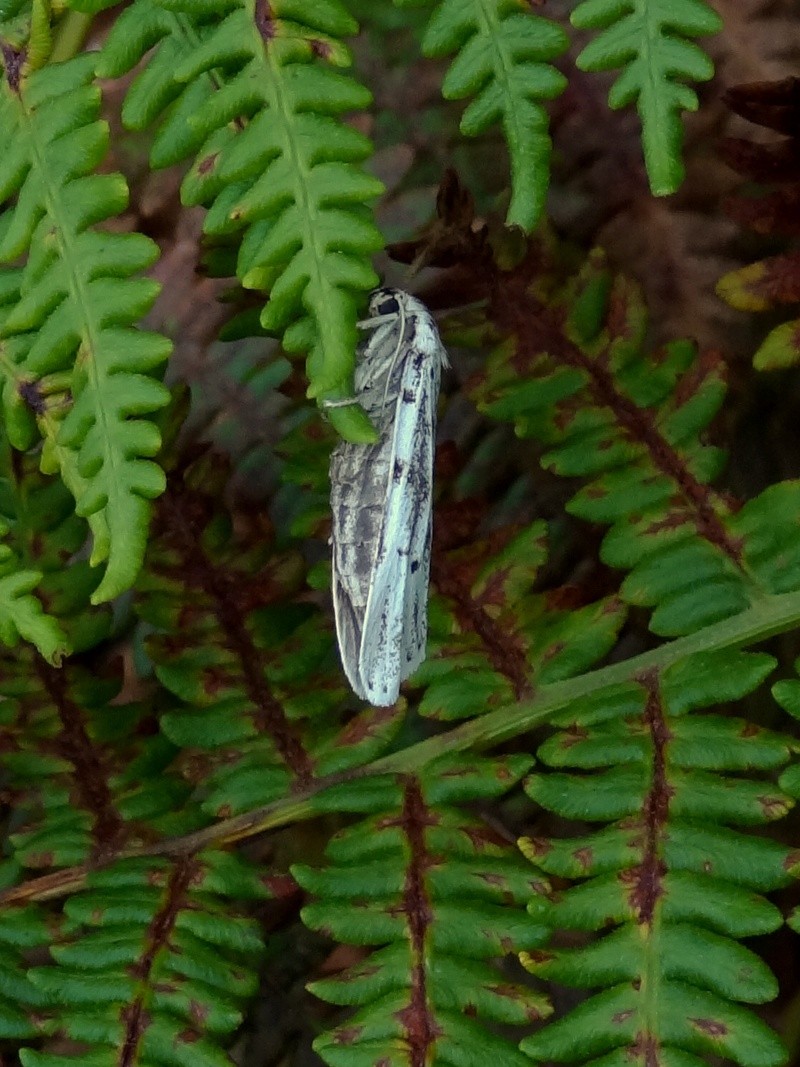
(520, 648, 792, 1067)
(296, 753, 550, 1067)
(0, 899, 52, 1042)
(468, 246, 800, 637)
(416, 519, 628, 718)
(571, 0, 722, 195)
(0, 442, 81, 663)
(95, 0, 220, 169)
(0, 445, 193, 876)
(136, 453, 407, 818)
(0, 53, 171, 602)
(0, 649, 195, 873)
(99, 0, 384, 444)
(20, 852, 265, 1067)
(396, 0, 568, 230)
(0, 530, 65, 665)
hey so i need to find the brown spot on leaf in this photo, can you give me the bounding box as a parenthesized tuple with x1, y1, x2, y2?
(612, 1009, 635, 1024)
(310, 39, 332, 59)
(759, 793, 790, 818)
(1, 42, 24, 92)
(198, 153, 219, 176)
(573, 846, 593, 869)
(690, 1017, 729, 1037)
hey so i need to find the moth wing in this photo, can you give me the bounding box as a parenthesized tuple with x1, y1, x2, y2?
(358, 341, 441, 705)
(331, 564, 369, 700)
(330, 437, 387, 703)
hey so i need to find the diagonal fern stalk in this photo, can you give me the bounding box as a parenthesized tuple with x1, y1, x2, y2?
(99, 0, 385, 444)
(395, 0, 568, 230)
(571, 0, 722, 195)
(0, 50, 172, 603)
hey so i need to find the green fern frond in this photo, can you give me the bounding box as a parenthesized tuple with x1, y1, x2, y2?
(571, 0, 722, 194)
(0, 647, 195, 872)
(136, 454, 408, 818)
(520, 649, 792, 1067)
(416, 520, 627, 718)
(20, 852, 265, 1067)
(397, 0, 568, 230)
(0, 53, 171, 603)
(0, 899, 52, 1042)
(296, 754, 550, 1067)
(0, 530, 66, 664)
(469, 247, 800, 637)
(0, 444, 192, 877)
(99, 0, 384, 444)
(95, 1, 220, 169)
(0, 442, 82, 663)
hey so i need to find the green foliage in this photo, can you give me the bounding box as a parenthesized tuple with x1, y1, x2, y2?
(469, 246, 800, 634)
(2, 6, 800, 1067)
(0, 901, 51, 1042)
(420, 520, 627, 718)
(98, 0, 384, 444)
(397, 0, 568, 229)
(136, 452, 406, 819)
(296, 754, 550, 1067)
(0, 54, 171, 603)
(21, 853, 266, 1067)
(0, 440, 97, 663)
(520, 650, 792, 1067)
(0, 522, 67, 666)
(571, 0, 722, 194)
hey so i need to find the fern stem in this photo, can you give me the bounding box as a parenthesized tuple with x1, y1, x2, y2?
(4, 587, 800, 906)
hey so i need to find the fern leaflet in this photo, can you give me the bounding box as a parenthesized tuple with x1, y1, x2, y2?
(20, 854, 266, 1067)
(0, 52, 171, 602)
(395, 0, 568, 230)
(520, 650, 790, 1067)
(99, 0, 384, 444)
(467, 244, 800, 634)
(296, 754, 549, 1067)
(571, 0, 722, 194)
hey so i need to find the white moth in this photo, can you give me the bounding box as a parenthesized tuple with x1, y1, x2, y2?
(329, 287, 449, 706)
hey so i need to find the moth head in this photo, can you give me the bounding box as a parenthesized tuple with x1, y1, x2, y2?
(368, 288, 401, 318)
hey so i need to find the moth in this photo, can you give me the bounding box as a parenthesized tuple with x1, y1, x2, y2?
(329, 287, 449, 706)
